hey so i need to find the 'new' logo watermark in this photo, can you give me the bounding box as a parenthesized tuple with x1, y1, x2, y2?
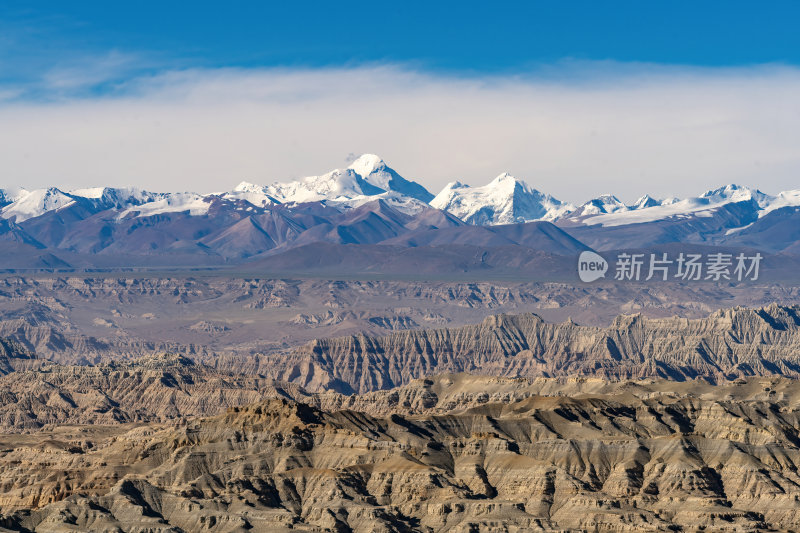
(577, 251, 608, 282)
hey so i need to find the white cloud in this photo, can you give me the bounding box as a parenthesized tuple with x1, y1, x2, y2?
(0, 63, 798, 203)
(40, 50, 145, 92)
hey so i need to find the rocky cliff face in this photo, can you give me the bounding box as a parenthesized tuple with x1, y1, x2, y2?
(0, 354, 313, 432)
(4, 304, 800, 430)
(267, 304, 800, 393)
(2, 375, 800, 531)
(0, 337, 37, 375)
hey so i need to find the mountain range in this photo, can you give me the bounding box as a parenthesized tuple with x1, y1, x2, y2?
(2, 154, 799, 271)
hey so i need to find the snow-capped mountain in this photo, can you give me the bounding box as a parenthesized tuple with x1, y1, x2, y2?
(762, 189, 800, 216)
(700, 184, 771, 207)
(329, 191, 433, 215)
(223, 182, 280, 207)
(432, 181, 800, 230)
(0, 154, 433, 227)
(0, 188, 28, 206)
(576, 184, 777, 228)
(116, 192, 213, 219)
(223, 154, 433, 210)
(430, 173, 574, 225)
(565, 194, 628, 219)
(0, 186, 164, 223)
(347, 154, 434, 202)
(631, 194, 661, 210)
(0, 188, 76, 222)
(264, 167, 381, 204)
(70, 187, 161, 210)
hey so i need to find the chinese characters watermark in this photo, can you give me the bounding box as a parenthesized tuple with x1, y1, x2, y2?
(578, 251, 762, 282)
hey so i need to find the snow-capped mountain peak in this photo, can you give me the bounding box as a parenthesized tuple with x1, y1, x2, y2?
(347, 153, 433, 202)
(221, 155, 433, 210)
(430, 173, 573, 225)
(566, 194, 628, 219)
(232, 181, 262, 193)
(761, 189, 800, 216)
(70, 187, 160, 209)
(483, 172, 532, 192)
(701, 183, 747, 198)
(700, 184, 772, 207)
(594, 194, 626, 210)
(631, 194, 661, 210)
(0, 187, 29, 206)
(293, 168, 371, 201)
(490, 172, 513, 183)
(577, 183, 786, 228)
(223, 181, 281, 207)
(347, 154, 386, 178)
(230, 168, 380, 207)
(0, 187, 76, 222)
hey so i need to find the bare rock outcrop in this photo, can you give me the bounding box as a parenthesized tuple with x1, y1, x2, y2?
(0, 353, 310, 432)
(267, 304, 800, 393)
(0, 338, 38, 375)
(2, 376, 800, 531)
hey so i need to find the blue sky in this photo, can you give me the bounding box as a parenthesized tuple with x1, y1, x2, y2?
(3, 1, 799, 95)
(0, 1, 798, 200)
